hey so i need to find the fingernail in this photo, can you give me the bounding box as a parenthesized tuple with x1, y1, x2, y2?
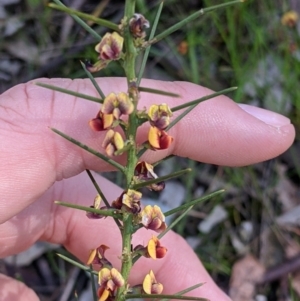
(238, 104, 291, 127)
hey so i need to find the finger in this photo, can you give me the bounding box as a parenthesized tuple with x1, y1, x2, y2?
(0, 172, 230, 301)
(0, 78, 295, 223)
(0, 274, 39, 301)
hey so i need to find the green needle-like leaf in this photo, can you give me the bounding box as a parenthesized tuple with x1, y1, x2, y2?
(51, 128, 125, 172)
(89, 264, 98, 301)
(158, 206, 193, 239)
(35, 82, 103, 103)
(85, 169, 122, 228)
(137, 1, 164, 84)
(80, 61, 106, 99)
(86, 170, 110, 207)
(55, 200, 122, 218)
(138, 86, 180, 97)
(147, 0, 244, 45)
(51, 0, 101, 40)
(132, 168, 191, 190)
(171, 87, 237, 112)
(160, 283, 205, 301)
(164, 189, 225, 217)
(167, 87, 237, 131)
(56, 253, 97, 275)
(49, 2, 119, 32)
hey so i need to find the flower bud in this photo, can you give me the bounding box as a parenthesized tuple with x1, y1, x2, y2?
(129, 13, 150, 38)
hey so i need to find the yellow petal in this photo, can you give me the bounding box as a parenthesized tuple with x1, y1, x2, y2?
(147, 238, 157, 260)
(98, 288, 110, 301)
(98, 268, 111, 285)
(148, 126, 161, 149)
(86, 248, 97, 265)
(111, 268, 125, 287)
(113, 132, 124, 150)
(142, 274, 152, 294)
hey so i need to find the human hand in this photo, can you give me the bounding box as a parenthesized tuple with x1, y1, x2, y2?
(0, 78, 295, 301)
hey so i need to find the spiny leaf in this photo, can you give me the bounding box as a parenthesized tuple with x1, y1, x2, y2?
(35, 82, 103, 103)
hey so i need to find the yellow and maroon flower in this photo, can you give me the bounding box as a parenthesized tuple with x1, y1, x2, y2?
(89, 111, 114, 131)
(143, 270, 163, 295)
(95, 32, 124, 61)
(98, 267, 125, 301)
(86, 32, 124, 73)
(147, 236, 167, 259)
(86, 194, 108, 219)
(101, 92, 134, 119)
(148, 104, 172, 130)
(140, 205, 167, 232)
(122, 189, 142, 213)
(129, 13, 150, 39)
(102, 129, 124, 156)
(134, 161, 165, 191)
(85, 59, 108, 73)
(86, 244, 112, 269)
(112, 189, 142, 213)
(134, 236, 167, 260)
(148, 126, 173, 150)
(281, 11, 298, 27)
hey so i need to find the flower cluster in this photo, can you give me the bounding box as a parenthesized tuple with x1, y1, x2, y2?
(87, 242, 165, 301)
(84, 12, 177, 301)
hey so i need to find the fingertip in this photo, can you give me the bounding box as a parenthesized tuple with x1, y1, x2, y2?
(238, 104, 292, 127)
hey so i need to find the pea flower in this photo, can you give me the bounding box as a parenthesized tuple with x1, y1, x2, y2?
(86, 194, 107, 219)
(147, 236, 167, 259)
(89, 111, 114, 131)
(102, 129, 124, 156)
(86, 244, 112, 269)
(112, 189, 142, 213)
(121, 189, 142, 213)
(281, 11, 298, 27)
(140, 205, 167, 232)
(87, 32, 124, 72)
(101, 92, 134, 119)
(95, 32, 124, 61)
(148, 104, 172, 130)
(129, 13, 150, 39)
(98, 268, 125, 301)
(148, 126, 173, 150)
(143, 270, 163, 295)
(134, 161, 165, 191)
(134, 236, 167, 260)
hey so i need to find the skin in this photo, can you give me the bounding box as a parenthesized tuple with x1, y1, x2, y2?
(0, 78, 295, 301)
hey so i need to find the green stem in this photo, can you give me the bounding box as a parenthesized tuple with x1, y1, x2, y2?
(117, 3, 137, 301)
(123, 0, 138, 187)
(117, 214, 133, 301)
(123, 0, 137, 82)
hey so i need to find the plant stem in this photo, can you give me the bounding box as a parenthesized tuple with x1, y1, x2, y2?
(116, 2, 138, 300)
(123, 0, 137, 82)
(123, 0, 139, 187)
(116, 213, 133, 301)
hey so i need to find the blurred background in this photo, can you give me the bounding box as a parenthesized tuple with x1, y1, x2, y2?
(1, 0, 300, 300)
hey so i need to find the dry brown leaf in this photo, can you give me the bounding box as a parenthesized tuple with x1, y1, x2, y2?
(229, 254, 265, 301)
